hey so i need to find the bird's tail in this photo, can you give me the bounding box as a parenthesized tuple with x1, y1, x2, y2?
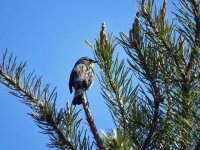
(72, 89, 84, 105)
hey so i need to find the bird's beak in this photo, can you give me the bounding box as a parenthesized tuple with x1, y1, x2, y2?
(93, 60, 98, 63)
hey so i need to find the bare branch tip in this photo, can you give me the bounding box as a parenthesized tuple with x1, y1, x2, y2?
(141, 0, 148, 15)
(100, 22, 107, 46)
(162, 0, 167, 18)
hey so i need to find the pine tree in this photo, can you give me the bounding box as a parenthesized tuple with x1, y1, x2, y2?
(0, 0, 199, 149)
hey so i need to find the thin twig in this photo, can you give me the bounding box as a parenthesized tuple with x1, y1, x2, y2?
(82, 96, 105, 150)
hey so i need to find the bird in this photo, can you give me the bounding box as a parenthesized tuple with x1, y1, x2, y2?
(69, 57, 98, 105)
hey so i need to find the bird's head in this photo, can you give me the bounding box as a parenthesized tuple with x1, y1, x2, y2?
(76, 57, 98, 68)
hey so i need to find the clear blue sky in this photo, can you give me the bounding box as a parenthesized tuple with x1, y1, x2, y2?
(0, 0, 174, 149)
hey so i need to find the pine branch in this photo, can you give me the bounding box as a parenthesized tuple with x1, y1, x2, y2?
(99, 23, 129, 130)
(86, 23, 138, 147)
(104, 64, 128, 130)
(0, 68, 76, 150)
(141, 1, 186, 81)
(184, 0, 200, 80)
(131, 32, 160, 150)
(86, 23, 130, 131)
(0, 51, 92, 150)
(120, 7, 163, 148)
(81, 96, 105, 150)
(138, 0, 199, 148)
(134, 35, 160, 150)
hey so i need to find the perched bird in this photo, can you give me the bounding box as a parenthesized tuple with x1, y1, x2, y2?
(69, 57, 98, 105)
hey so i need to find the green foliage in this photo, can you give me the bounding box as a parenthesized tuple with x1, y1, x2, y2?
(87, 0, 200, 149)
(0, 50, 93, 150)
(102, 129, 136, 150)
(87, 35, 138, 133)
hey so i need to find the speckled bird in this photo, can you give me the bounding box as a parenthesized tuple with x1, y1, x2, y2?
(69, 57, 97, 105)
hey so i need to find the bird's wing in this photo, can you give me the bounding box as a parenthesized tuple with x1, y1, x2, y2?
(69, 69, 74, 93)
(69, 64, 87, 93)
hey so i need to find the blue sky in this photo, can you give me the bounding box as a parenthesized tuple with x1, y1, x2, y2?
(0, 0, 175, 149)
